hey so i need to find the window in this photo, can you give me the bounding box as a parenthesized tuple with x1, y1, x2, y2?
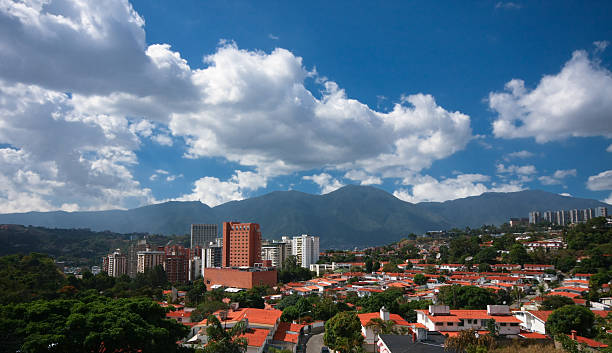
(447, 322, 453, 326)
(500, 323, 507, 326)
(510, 323, 518, 326)
(435, 322, 443, 326)
(458, 320, 464, 327)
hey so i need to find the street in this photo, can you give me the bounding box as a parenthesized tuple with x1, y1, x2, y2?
(305, 332, 325, 353)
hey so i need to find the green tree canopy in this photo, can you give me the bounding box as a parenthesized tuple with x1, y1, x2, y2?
(413, 273, 428, 285)
(541, 296, 575, 310)
(203, 315, 248, 353)
(437, 285, 497, 310)
(547, 305, 595, 337)
(323, 311, 364, 353)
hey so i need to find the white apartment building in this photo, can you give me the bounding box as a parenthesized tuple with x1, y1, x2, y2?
(292, 234, 320, 268)
(261, 237, 292, 268)
(107, 249, 127, 277)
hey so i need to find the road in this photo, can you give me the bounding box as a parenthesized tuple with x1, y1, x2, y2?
(305, 332, 325, 353)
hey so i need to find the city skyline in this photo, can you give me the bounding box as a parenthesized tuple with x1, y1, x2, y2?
(1, 1, 612, 214)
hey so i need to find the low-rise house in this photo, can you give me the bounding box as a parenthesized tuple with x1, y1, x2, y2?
(524, 264, 555, 271)
(416, 305, 521, 336)
(513, 310, 552, 335)
(358, 307, 411, 348)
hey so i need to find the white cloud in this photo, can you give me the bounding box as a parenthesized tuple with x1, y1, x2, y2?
(268, 34, 279, 40)
(586, 170, 612, 191)
(393, 173, 524, 203)
(496, 164, 537, 175)
(0, 0, 474, 211)
(344, 170, 382, 185)
(0, 81, 153, 213)
(607, 144, 612, 152)
(559, 193, 572, 197)
(605, 193, 612, 204)
(489, 49, 612, 142)
(176, 170, 267, 206)
(303, 173, 344, 194)
(504, 150, 534, 161)
(538, 169, 577, 185)
(594, 40, 609, 53)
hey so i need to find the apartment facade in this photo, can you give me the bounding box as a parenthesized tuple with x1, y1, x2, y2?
(222, 222, 262, 267)
(292, 234, 320, 268)
(190, 224, 218, 249)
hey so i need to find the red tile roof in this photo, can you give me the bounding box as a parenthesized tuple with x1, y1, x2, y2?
(570, 335, 609, 348)
(358, 312, 410, 327)
(519, 332, 548, 339)
(528, 311, 553, 322)
(240, 328, 270, 347)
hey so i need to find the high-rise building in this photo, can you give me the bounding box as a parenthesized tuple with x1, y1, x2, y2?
(528, 211, 541, 224)
(569, 209, 581, 224)
(191, 224, 218, 249)
(127, 239, 148, 278)
(543, 211, 553, 224)
(222, 222, 262, 267)
(105, 249, 127, 277)
(164, 245, 190, 284)
(261, 239, 292, 268)
(597, 206, 608, 218)
(555, 210, 569, 226)
(137, 248, 165, 273)
(583, 208, 595, 222)
(204, 244, 223, 268)
(292, 234, 320, 268)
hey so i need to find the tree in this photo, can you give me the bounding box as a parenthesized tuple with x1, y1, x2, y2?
(203, 315, 248, 353)
(324, 312, 364, 353)
(547, 305, 595, 337)
(0, 296, 190, 353)
(365, 258, 373, 273)
(382, 263, 399, 273)
(437, 285, 496, 309)
(187, 280, 207, 305)
(313, 297, 338, 321)
(413, 273, 428, 286)
(444, 329, 495, 353)
(365, 318, 397, 335)
(541, 296, 575, 310)
(509, 244, 530, 265)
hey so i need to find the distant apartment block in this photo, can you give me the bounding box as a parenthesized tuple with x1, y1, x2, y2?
(204, 240, 223, 268)
(127, 238, 148, 278)
(137, 248, 165, 273)
(292, 234, 320, 268)
(222, 222, 262, 267)
(529, 207, 607, 225)
(190, 224, 218, 249)
(104, 249, 127, 277)
(164, 245, 190, 284)
(261, 236, 292, 268)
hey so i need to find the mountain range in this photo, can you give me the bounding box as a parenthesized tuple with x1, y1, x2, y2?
(0, 185, 609, 248)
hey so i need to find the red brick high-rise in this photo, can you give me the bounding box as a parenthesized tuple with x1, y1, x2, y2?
(164, 245, 190, 284)
(222, 222, 262, 267)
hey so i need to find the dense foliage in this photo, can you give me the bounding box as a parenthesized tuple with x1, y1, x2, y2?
(324, 311, 364, 353)
(0, 253, 191, 353)
(546, 305, 595, 337)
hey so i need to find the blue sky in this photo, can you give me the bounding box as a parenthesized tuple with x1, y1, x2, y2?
(0, 0, 611, 212)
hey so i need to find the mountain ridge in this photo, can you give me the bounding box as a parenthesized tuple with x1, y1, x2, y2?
(0, 186, 609, 248)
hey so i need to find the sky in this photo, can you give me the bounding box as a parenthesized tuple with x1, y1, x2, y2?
(0, 0, 612, 213)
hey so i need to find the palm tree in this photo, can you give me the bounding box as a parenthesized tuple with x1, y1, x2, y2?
(203, 315, 248, 353)
(444, 329, 495, 353)
(365, 318, 398, 335)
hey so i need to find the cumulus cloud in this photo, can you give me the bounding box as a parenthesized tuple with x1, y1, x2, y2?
(344, 170, 382, 185)
(504, 150, 534, 161)
(538, 169, 577, 185)
(393, 173, 524, 203)
(559, 193, 572, 197)
(0, 0, 474, 211)
(489, 49, 612, 142)
(303, 173, 344, 194)
(496, 164, 537, 175)
(176, 170, 267, 206)
(587, 170, 612, 191)
(0, 81, 153, 212)
(607, 144, 612, 152)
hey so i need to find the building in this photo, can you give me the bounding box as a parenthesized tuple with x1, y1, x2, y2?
(137, 248, 165, 273)
(189, 251, 202, 281)
(203, 267, 277, 289)
(127, 238, 148, 278)
(543, 211, 553, 224)
(105, 249, 127, 277)
(416, 305, 521, 336)
(583, 208, 595, 222)
(191, 224, 218, 249)
(222, 222, 262, 267)
(261, 237, 292, 268)
(509, 218, 528, 227)
(164, 245, 190, 284)
(292, 234, 320, 268)
(596, 207, 608, 218)
(204, 242, 223, 268)
(569, 209, 581, 224)
(528, 211, 541, 224)
(555, 210, 568, 226)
